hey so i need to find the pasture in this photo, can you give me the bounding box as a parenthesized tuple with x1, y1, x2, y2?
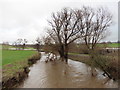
(2, 50, 36, 66)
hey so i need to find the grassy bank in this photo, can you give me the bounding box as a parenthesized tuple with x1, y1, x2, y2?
(68, 53, 90, 65)
(2, 50, 41, 88)
(68, 52, 119, 80)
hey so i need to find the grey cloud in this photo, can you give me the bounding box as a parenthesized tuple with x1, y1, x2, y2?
(0, 0, 118, 43)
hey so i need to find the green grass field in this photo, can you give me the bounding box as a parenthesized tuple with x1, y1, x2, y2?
(107, 43, 120, 48)
(2, 50, 40, 82)
(97, 43, 120, 48)
(2, 50, 36, 66)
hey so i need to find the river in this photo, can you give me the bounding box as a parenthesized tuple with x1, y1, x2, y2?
(19, 52, 118, 88)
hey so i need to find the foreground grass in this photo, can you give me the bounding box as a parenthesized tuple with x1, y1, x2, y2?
(2, 50, 41, 82)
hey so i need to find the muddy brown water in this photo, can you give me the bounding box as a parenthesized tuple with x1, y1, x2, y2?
(19, 52, 118, 88)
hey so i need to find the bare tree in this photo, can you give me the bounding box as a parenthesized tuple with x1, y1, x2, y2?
(22, 39, 27, 50)
(78, 7, 113, 78)
(47, 8, 85, 63)
(2, 42, 9, 50)
(16, 39, 23, 50)
(12, 41, 18, 50)
(80, 7, 112, 51)
(46, 7, 112, 64)
(35, 37, 41, 52)
(13, 39, 27, 50)
(43, 36, 59, 62)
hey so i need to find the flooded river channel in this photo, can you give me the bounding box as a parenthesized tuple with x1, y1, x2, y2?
(19, 52, 118, 88)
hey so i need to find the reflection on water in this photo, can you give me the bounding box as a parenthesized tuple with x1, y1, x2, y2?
(19, 52, 118, 88)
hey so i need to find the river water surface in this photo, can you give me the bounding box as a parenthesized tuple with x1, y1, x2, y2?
(19, 52, 118, 88)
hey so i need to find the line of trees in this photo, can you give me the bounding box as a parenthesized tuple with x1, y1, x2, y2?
(12, 38, 42, 52)
(13, 39, 27, 50)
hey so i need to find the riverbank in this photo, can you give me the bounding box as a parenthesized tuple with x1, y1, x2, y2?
(68, 52, 119, 81)
(2, 50, 41, 88)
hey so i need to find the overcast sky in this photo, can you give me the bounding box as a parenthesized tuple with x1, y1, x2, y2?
(0, 0, 119, 44)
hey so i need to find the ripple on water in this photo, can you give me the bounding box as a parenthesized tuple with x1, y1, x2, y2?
(19, 52, 118, 88)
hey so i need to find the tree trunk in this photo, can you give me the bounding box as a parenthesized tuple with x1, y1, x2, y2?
(59, 45, 65, 61)
(36, 44, 40, 52)
(64, 44, 68, 64)
(64, 52, 68, 64)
